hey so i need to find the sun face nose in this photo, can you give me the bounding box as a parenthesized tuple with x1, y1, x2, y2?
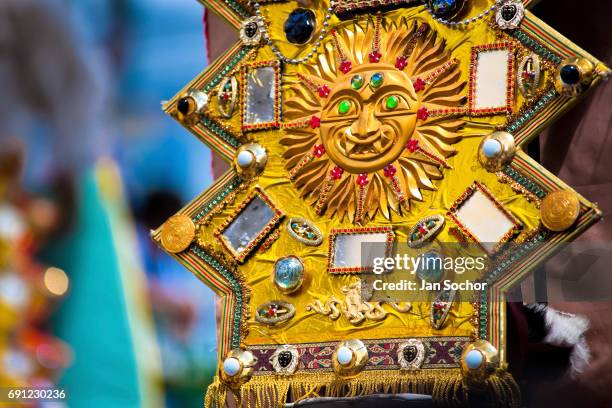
(350, 105, 380, 140)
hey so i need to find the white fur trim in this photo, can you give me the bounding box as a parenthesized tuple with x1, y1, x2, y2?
(526, 304, 590, 377)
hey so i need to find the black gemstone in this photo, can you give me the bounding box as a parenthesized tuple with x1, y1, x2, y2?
(284, 9, 316, 45)
(560, 64, 580, 85)
(177, 97, 191, 115)
(278, 351, 293, 368)
(244, 22, 258, 38)
(403, 346, 417, 363)
(501, 4, 517, 21)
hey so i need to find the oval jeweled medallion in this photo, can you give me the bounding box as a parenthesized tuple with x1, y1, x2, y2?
(286, 217, 323, 246)
(495, 0, 524, 30)
(398, 339, 425, 370)
(408, 214, 445, 248)
(217, 76, 238, 118)
(160, 214, 196, 253)
(517, 54, 541, 98)
(539, 190, 581, 232)
(270, 345, 299, 374)
(255, 301, 296, 325)
(431, 289, 456, 330)
(274, 256, 305, 294)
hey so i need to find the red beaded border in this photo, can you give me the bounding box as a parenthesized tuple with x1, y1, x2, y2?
(241, 60, 281, 132)
(327, 226, 394, 274)
(468, 42, 515, 117)
(214, 186, 285, 263)
(447, 181, 522, 255)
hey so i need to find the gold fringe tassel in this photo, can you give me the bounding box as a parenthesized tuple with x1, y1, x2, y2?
(204, 369, 521, 408)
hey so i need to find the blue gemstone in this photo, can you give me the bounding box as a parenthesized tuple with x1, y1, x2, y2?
(274, 256, 304, 292)
(560, 64, 580, 85)
(416, 251, 444, 283)
(465, 350, 483, 370)
(430, 0, 462, 18)
(284, 9, 316, 45)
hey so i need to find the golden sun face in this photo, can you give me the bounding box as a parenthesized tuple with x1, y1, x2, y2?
(281, 19, 466, 223)
(320, 66, 418, 173)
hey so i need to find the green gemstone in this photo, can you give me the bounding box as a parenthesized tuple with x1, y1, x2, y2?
(370, 73, 384, 88)
(351, 75, 364, 89)
(338, 100, 351, 114)
(385, 95, 399, 109)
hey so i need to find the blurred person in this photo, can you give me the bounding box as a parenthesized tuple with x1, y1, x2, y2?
(0, 1, 162, 406)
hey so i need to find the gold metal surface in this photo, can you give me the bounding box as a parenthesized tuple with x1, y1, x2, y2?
(540, 190, 581, 231)
(160, 214, 196, 253)
(332, 339, 369, 378)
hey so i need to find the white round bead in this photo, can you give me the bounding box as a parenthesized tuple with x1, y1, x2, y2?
(336, 346, 354, 366)
(237, 150, 254, 168)
(483, 139, 503, 158)
(223, 357, 241, 376)
(465, 350, 484, 370)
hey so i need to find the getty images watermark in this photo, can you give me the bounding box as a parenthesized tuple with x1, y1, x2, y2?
(370, 252, 488, 292)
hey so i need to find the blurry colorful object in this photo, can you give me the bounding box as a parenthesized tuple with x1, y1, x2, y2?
(0, 146, 72, 389)
(153, 0, 609, 406)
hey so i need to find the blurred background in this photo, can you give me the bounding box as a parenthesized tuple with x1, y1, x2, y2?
(0, 0, 610, 407)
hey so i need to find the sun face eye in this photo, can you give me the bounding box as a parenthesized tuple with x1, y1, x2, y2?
(379, 94, 409, 113)
(385, 95, 399, 110)
(338, 99, 352, 115)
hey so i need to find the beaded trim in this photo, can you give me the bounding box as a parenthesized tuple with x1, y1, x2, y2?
(190, 245, 249, 347)
(214, 186, 284, 263)
(241, 60, 282, 131)
(200, 116, 242, 149)
(193, 175, 246, 225)
(505, 88, 558, 134)
(499, 165, 548, 200)
(447, 181, 522, 254)
(508, 29, 563, 64)
(468, 42, 516, 116)
(327, 226, 394, 274)
(333, 0, 421, 17)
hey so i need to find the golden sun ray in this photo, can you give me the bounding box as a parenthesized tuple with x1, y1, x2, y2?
(281, 18, 466, 224)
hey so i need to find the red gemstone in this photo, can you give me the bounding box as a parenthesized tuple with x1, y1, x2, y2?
(318, 84, 331, 98)
(331, 166, 344, 180)
(356, 173, 369, 186)
(395, 56, 407, 70)
(309, 116, 321, 129)
(313, 144, 325, 158)
(407, 139, 419, 153)
(368, 51, 382, 63)
(413, 78, 426, 92)
(383, 164, 397, 178)
(419, 225, 427, 234)
(417, 107, 429, 120)
(339, 60, 352, 74)
(221, 92, 230, 101)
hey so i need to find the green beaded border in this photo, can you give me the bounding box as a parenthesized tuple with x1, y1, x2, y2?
(479, 291, 489, 340)
(193, 175, 244, 222)
(203, 46, 252, 94)
(501, 166, 548, 200)
(191, 245, 245, 348)
(200, 116, 242, 149)
(506, 88, 559, 134)
(509, 29, 563, 64)
(220, 0, 251, 19)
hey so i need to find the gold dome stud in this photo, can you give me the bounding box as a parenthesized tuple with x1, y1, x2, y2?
(175, 89, 209, 124)
(539, 190, 581, 232)
(554, 57, 595, 97)
(234, 143, 268, 178)
(478, 131, 516, 172)
(332, 339, 368, 379)
(460, 340, 499, 389)
(220, 348, 257, 389)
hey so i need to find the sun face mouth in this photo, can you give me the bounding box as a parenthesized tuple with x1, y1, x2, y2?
(338, 124, 396, 160)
